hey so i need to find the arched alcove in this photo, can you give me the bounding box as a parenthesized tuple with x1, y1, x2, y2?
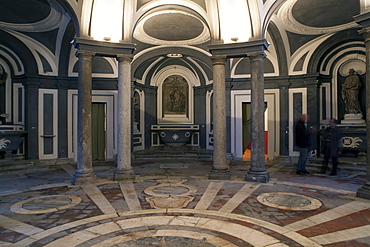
(151, 65, 199, 124)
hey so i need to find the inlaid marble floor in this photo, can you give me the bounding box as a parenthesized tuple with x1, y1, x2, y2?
(0, 159, 369, 246)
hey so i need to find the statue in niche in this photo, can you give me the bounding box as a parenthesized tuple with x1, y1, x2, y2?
(133, 92, 139, 122)
(133, 92, 140, 132)
(163, 75, 188, 114)
(341, 69, 362, 114)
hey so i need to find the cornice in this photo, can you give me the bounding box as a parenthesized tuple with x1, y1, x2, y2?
(73, 37, 136, 57)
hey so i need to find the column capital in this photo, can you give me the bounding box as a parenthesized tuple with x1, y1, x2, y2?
(116, 54, 133, 63)
(353, 11, 370, 41)
(211, 55, 227, 65)
(72, 37, 136, 57)
(359, 27, 370, 41)
(248, 51, 266, 60)
(208, 39, 269, 58)
(75, 50, 96, 59)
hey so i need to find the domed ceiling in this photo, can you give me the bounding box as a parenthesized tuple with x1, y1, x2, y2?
(291, 0, 359, 27)
(0, 0, 362, 42)
(0, 0, 50, 23)
(133, 10, 210, 45)
(278, 0, 360, 35)
(0, 0, 363, 64)
(0, 0, 64, 32)
(144, 13, 203, 41)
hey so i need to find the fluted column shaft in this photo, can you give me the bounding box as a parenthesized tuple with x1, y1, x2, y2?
(114, 54, 135, 181)
(72, 50, 97, 185)
(209, 55, 230, 180)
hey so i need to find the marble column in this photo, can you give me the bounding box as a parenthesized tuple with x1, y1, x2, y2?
(356, 28, 370, 199)
(209, 55, 230, 180)
(114, 55, 135, 181)
(245, 52, 270, 183)
(72, 50, 97, 185)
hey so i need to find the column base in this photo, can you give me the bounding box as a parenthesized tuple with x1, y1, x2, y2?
(72, 172, 98, 185)
(356, 182, 370, 200)
(209, 168, 230, 180)
(245, 170, 270, 183)
(114, 169, 135, 181)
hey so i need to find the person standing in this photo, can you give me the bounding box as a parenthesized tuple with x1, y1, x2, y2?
(319, 118, 342, 176)
(295, 114, 315, 175)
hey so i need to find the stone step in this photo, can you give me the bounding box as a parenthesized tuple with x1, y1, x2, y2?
(307, 157, 366, 166)
(134, 154, 213, 160)
(306, 157, 367, 174)
(134, 148, 213, 160)
(0, 160, 34, 171)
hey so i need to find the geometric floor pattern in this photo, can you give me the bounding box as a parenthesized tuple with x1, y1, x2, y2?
(0, 159, 370, 246)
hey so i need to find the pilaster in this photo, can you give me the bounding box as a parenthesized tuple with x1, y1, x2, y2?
(22, 77, 40, 160)
(57, 78, 69, 158)
(194, 86, 208, 148)
(305, 78, 321, 153)
(277, 79, 291, 156)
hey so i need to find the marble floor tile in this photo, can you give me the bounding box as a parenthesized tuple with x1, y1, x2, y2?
(0, 159, 369, 246)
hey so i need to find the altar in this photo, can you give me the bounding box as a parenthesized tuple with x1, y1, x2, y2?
(151, 125, 199, 147)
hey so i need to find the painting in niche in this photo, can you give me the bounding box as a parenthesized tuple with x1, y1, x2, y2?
(162, 75, 188, 115)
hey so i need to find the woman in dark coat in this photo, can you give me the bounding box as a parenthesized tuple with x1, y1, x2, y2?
(319, 118, 343, 176)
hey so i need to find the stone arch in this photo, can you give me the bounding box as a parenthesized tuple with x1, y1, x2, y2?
(152, 65, 199, 124)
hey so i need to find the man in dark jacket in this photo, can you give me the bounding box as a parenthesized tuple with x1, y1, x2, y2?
(319, 118, 342, 176)
(295, 114, 315, 175)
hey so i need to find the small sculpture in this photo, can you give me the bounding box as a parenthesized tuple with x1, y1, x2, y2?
(341, 69, 362, 114)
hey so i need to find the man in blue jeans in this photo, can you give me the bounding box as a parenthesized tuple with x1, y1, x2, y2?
(295, 114, 315, 175)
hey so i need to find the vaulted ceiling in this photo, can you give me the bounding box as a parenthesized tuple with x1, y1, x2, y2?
(0, 0, 366, 79)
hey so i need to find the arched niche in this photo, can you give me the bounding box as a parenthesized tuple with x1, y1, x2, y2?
(332, 55, 366, 120)
(151, 65, 200, 124)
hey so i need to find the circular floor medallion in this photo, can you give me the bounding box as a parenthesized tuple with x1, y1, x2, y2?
(144, 179, 197, 197)
(257, 192, 322, 211)
(11, 195, 82, 214)
(117, 236, 217, 247)
(22, 196, 72, 210)
(152, 185, 190, 195)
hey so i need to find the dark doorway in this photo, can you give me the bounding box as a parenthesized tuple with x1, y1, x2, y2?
(92, 102, 106, 161)
(242, 102, 268, 160)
